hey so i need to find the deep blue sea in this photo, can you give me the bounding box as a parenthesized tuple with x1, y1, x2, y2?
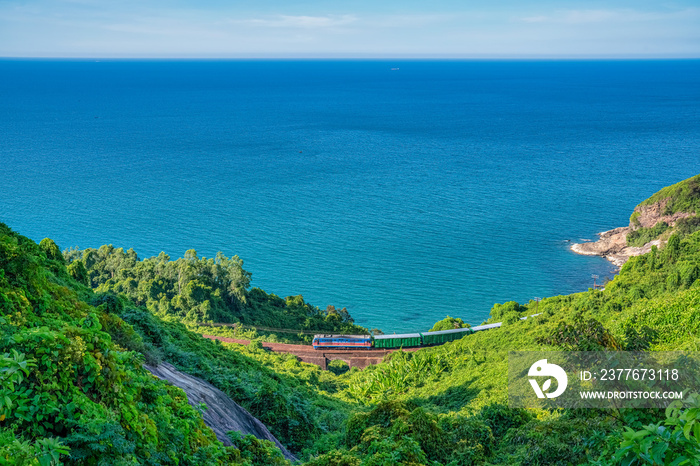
(1, 60, 699, 332)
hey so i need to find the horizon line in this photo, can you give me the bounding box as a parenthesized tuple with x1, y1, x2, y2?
(2, 55, 700, 61)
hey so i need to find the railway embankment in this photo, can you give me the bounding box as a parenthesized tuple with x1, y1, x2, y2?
(201, 315, 536, 370)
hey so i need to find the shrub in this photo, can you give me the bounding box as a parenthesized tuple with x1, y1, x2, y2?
(597, 394, 700, 466)
(304, 451, 361, 466)
(429, 316, 470, 332)
(328, 359, 350, 376)
(227, 431, 290, 466)
(477, 403, 533, 439)
(537, 313, 620, 351)
(622, 324, 658, 351)
(627, 222, 669, 247)
(676, 215, 700, 237)
(67, 260, 89, 286)
(39, 238, 64, 263)
(489, 301, 524, 322)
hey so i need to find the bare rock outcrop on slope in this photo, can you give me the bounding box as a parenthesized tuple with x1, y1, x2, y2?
(632, 198, 693, 228)
(144, 362, 297, 462)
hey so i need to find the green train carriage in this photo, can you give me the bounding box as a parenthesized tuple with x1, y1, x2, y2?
(372, 332, 422, 349)
(420, 327, 473, 345)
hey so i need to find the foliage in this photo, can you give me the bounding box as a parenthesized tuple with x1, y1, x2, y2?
(344, 401, 496, 465)
(39, 238, 65, 263)
(622, 323, 658, 351)
(0, 349, 36, 420)
(304, 450, 361, 466)
(492, 412, 608, 465)
(536, 312, 621, 351)
(64, 246, 367, 338)
(631, 211, 642, 227)
(488, 301, 526, 324)
(475, 403, 533, 439)
(0, 222, 244, 465)
(594, 394, 700, 466)
(627, 222, 669, 247)
(346, 348, 459, 401)
(67, 260, 89, 287)
(675, 215, 700, 238)
(226, 431, 290, 466)
(428, 316, 470, 332)
(0, 429, 71, 466)
(328, 360, 350, 376)
(0, 349, 70, 466)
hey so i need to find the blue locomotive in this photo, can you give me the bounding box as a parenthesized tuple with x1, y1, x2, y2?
(312, 334, 372, 349)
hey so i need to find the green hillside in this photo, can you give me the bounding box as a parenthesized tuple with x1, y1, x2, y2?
(3, 174, 700, 465)
(628, 174, 700, 247)
(637, 174, 700, 216)
(0, 224, 352, 465)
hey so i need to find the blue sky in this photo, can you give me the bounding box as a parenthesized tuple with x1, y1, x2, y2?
(0, 0, 698, 57)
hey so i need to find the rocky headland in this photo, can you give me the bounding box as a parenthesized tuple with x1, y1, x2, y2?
(571, 198, 694, 268)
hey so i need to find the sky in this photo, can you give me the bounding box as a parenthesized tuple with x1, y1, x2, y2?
(0, 0, 698, 58)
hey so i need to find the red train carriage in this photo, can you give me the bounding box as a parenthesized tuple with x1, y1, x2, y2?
(312, 334, 372, 350)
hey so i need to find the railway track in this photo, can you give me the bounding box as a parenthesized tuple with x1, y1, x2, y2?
(201, 335, 418, 370)
(201, 314, 540, 370)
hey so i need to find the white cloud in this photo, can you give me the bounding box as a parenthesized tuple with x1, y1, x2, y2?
(520, 15, 548, 23)
(240, 14, 357, 29)
(560, 10, 617, 23)
(368, 13, 457, 28)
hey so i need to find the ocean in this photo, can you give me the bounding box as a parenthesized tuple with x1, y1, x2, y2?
(1, 59, 699, 332)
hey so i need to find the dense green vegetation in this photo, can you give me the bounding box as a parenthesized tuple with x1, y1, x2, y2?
(63, 246, 368, 340)
(4, 173, 700, 465)
(428, 316, 470, 332)
(0, 224, 241, 465)
(627, 222, 670, 247)
(0, 223, 357, 465)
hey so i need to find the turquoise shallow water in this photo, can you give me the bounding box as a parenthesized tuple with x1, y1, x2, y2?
(1, 60, 699, 332)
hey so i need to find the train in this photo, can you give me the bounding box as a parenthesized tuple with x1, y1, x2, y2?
(313, 327, 479, 350)
(311, 316, 539, 350)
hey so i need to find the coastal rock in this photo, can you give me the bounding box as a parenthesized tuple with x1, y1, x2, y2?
(570, 227, 629, 257)
(571, 199, 692, 267)
(570, 228, 662, 268)
(631, 198, 693, 228)
(570, 198, 692, 268)
(144, 362, 297, 462)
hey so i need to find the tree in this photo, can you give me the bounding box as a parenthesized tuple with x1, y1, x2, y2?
(39, 238, 63, 263)
(429, 316, 470, 332)
(67, 260, 89, 286)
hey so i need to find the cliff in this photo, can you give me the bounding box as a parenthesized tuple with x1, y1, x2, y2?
(571, 174, 699, 267)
